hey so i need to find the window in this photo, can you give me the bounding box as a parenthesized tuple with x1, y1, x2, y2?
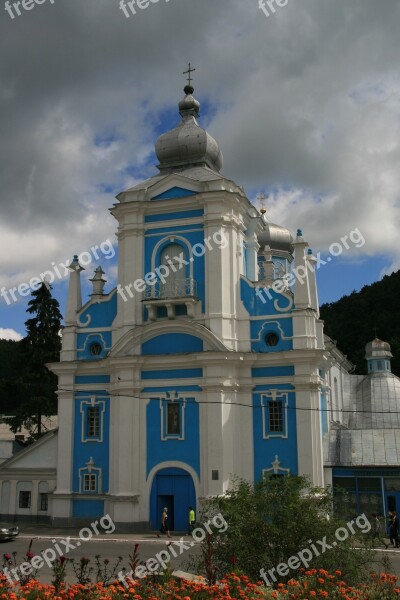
(160, 243, 187, 297)
(87, 407, 100, 437)
(89, 342, 102, 356)
(262, 392, 288, 439)
(81, 399, 105, 442)
(212, 470, 219, 481)
(268, 400, 283, 432)
(265, 332, 279, 347)
(83, 474, 97, 492)
(160, 394, 188, 440)
(19, 491, 31, 509)
(39, 493, 48, 511)
(167, 403, 180, 435)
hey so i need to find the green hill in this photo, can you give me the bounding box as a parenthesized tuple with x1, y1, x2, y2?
(320, 270, 400, 376)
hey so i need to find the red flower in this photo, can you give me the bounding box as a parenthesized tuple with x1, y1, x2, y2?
(231, 555, 237, 564)
(26, 551, 34, 559)
(3, 553, 11, 560)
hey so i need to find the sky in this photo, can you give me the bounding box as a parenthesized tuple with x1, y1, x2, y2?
(1, 0, 400, 340)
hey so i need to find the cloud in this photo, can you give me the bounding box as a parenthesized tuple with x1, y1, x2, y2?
(0, 328, 23, 342)
(1, 0, 400, 303)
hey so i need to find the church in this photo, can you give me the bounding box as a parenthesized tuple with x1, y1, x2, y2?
(0, 83, 398, 531)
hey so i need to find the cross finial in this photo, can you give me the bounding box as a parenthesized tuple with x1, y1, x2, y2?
(257, 192, 267, 214)
(183, 62, 196, 87)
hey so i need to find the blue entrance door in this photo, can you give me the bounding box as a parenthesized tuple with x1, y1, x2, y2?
(150, 467, 196, 532)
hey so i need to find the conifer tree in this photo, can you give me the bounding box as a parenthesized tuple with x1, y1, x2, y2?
(5, 282, 62, 441)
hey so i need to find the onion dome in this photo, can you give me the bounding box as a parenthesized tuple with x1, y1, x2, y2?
(365, 338, 393, 361)
(155, 85, 223, 173)
(257, 213, 293, 253)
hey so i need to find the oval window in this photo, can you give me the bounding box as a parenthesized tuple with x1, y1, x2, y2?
(90, 342, 102, 356)
(265, 332, 279, 347)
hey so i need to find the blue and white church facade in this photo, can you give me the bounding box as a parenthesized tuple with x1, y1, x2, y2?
(5, 85, 394, 530)
(47, 84, 327, 530)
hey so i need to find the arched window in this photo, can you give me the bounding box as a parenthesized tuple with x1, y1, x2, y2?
(159, 243, 187, 297)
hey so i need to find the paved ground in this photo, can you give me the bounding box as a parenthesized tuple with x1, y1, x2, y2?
(1, 526, 200, 584)
(1, 526, 400, 585)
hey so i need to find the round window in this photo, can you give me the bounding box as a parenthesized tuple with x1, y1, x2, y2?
(90, 342, 102, 356)
(265, 332, 279, 347)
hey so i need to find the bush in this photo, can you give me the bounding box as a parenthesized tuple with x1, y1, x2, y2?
(187, 475, 383, 585)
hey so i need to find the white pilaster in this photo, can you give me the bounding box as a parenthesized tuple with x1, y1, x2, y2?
(65, 256, 84, 325)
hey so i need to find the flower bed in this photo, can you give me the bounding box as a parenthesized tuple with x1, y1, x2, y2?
(0, 570, 400, 599)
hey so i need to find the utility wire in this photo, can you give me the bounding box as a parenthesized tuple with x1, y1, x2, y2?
(57, 387, 400, 416)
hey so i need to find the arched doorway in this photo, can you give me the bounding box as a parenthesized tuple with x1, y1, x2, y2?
(150, 467, 196, 532)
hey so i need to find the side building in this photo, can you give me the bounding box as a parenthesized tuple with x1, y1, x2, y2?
(324, 338, 400, 520)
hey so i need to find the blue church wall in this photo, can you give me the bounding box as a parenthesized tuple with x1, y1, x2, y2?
(250, 319, 293, 353)
(240, 277, 294, 317)
(145, 209, 204, 223)
(72, 392, 110, 496)
(75, 375, 110, 385)
(150, 187, 199, 200)
(72, 499, 105, 518)
(141, 368, 203, 380)
(77, 331, 112, 361)
(78, 292, 117, 328)
(146, 391, 200, 478)
(253, 384, 297, 480)
(252, 366, 295, 378)
(142, 333, 203, 355)
(75, 292, 117, 361)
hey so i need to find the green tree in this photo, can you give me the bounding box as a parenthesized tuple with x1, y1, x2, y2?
(188, 475, 381, 586)
(320, 270, 400, 375)
(0, 339, 25, 414)
(5, 282, 62, 441)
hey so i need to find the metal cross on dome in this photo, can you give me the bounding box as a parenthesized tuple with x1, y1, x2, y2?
(183, 63, 196, 87)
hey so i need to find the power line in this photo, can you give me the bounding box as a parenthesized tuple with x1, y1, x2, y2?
(57, 387, 400, 416)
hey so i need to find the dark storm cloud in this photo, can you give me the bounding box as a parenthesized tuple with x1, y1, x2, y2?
(1, 0, 400, 289)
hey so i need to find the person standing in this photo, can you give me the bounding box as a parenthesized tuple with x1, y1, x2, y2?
(157, 506, 172, 539)
(188, 506, 195, 535)
(391, 511, 399, 548)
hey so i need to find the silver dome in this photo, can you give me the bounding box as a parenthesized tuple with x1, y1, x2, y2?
(258, 214, 293, 253)
(365, 338, 393, 360)
(155, 86, 223, 174)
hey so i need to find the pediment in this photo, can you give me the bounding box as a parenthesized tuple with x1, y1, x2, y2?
(111, 321, 229, 357)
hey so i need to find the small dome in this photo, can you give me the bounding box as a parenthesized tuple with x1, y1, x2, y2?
(155, 86, 223, 174)
(258, 214, 293, 253)
(365, 338, 393, 360)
